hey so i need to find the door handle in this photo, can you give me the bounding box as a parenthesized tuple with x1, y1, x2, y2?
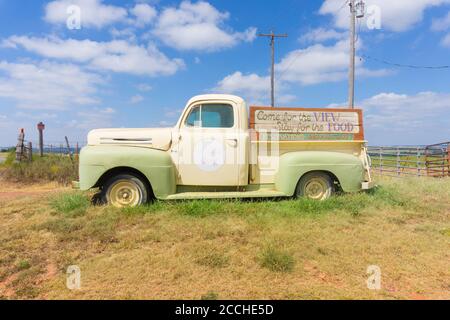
(226, 138, 238, 147)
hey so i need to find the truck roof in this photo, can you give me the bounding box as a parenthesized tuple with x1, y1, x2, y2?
(187, 94, 245, 105)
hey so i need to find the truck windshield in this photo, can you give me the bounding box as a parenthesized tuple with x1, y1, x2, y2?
(185, 104, 234, 128)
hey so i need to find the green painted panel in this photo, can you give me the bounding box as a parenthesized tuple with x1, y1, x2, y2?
(275, 151, 364, 195)
(79, 146, 176, 198)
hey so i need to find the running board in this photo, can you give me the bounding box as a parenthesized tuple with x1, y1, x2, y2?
(164, 190, 287, 200)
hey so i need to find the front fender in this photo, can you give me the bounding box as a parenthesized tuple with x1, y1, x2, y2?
(275, 151, 364, 195)
(79, 146, 176, 198)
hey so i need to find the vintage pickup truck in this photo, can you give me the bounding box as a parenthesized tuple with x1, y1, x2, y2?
(75, 94, 373, 207)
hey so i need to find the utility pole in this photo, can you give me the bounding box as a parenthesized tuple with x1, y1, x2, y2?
(349, 0, 365, 109)
(348, 0, 356, 109)
(259, 31, 288, 107)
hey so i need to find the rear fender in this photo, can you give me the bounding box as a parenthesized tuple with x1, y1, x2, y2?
(275, 151, 364, 195)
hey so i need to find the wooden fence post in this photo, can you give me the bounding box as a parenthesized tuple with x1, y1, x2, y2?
(37, 122, 45, 157)
(75, 142, 79, 161)
(417, 147, 421, 177)
(27, 142, 33, 162)
(379, 147, 383, 175)
(447, 144, 450, 177)
(65, 136, 73, 162)
(15, 129, 25, 162)
(396, 147, 400, 176)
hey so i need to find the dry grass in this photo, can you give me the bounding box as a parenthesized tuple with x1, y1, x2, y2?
(0, 176, 449, 300)
(0, 152, 78, 185)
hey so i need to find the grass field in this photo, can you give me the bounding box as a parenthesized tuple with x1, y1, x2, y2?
(0, 176, 449, 300)
(0, 152, 77, 185)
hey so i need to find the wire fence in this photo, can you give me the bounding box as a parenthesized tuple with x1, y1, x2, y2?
(25, 141, 87, 156)
(368, 142, 450, 178)
(6, 131, 87, 163)
(4, 137, 450, 179)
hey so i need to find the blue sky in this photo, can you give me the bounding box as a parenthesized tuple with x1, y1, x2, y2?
(0, 0, 449, 146)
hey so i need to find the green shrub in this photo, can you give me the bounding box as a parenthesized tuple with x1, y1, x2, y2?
(83, 211, 120, 242)
(16, 260, 31, 271)
(2, 154, 77, 184)
(50, 193, 90, 217)
(176, 200, 224, 217)
(201, 291, 219, 300)
(259, 246, 295, 273)
(195, 250, 230, 268)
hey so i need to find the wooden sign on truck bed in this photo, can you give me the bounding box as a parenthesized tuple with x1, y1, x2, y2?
(249, 106, 365, 141)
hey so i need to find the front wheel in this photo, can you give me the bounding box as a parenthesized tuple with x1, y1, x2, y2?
(101, 174, 149, 207)
(295, 172, 334, 201)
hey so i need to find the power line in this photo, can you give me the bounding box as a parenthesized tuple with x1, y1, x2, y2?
(276, 0, 351, 89)
(337, 0, 350, 13)
(361, 54, 450, 69)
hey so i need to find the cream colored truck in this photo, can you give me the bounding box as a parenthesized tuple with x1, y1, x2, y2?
(75, 94, 373, 207)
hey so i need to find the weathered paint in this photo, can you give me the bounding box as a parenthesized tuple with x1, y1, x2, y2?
(77, 94, 372, 201)
(250, 106, 365, 141)
(275, 151, 364, 195)
(79, 145, 176, 198)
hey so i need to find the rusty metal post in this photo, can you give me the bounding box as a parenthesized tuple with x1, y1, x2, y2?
(37, 122, 45, 157)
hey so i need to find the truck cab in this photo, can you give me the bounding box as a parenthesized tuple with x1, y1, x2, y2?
(77, 94, 373, 207)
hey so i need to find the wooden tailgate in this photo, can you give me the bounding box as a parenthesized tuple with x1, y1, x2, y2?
(249, 106, 365, 141)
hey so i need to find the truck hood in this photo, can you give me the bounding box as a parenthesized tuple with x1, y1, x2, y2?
(87, 128, 172, 151)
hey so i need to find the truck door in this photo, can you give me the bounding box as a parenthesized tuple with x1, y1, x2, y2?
(177, 102, 240, 186)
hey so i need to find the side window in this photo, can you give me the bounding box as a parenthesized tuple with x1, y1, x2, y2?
(185, 104, 234, 128)
(185, 106, 201, 127)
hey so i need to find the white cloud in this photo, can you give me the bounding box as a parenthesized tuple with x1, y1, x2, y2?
(214, 71, 270, 104)
(322, 91, 450, 144)
(101, 107, 115, 114)
(431, 11, 450, 30)
(213, 71, 296, 105)
(44, 0, 128, 29)
(0, 60, 102, 110)
(74, 107, 115, 129)
(110, 28, 137, 41)
(275, 40, 390, 85)
(320, 0, 450, 32)
(441, 32, 450, 46)
(130, 3, 157, 27)
(300, 28, 347, 43)
(129, 94, 144, 104)
(3, 36, 184, 76)
(153, 1, 257, 51)
(361, 91, 450, 134)
(431, 11, 450, 46)
(137, 83, 152, 92)
(164, 107, 184, 118)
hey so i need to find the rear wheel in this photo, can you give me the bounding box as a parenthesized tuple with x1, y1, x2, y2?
(101, 174, 148, 207)
(295, 172, 334, 201)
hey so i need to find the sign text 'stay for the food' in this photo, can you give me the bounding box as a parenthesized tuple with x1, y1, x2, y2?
(250, 107, 364, 141)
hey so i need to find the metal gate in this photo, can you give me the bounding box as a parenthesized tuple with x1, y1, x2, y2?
(368, 142, 449, 178)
